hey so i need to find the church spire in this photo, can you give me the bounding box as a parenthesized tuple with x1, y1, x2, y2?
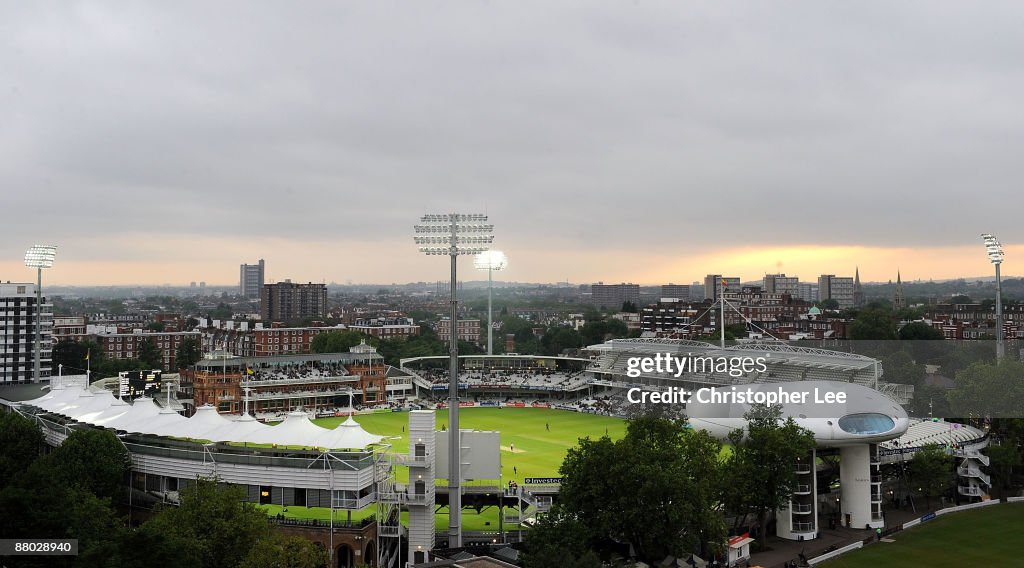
(853, 267, 865, 307)
(894, 270, 906, 310)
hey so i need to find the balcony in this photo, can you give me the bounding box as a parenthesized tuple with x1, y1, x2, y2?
(794, 463, 813, 474)
(791, 521, 815, 533)
(332, 493, 377, 510)
(378, 524, 402, 538)
(791, 503, 813, 514)
(958, 485, 984, 497)
(793, 484, 811, 495)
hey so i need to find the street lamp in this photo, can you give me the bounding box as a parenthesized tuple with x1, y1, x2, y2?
(24, 245, 57, 383)
(413, 213, 494, 547)
(474, 250, 508, 356)
(981, 234, 1005, 360)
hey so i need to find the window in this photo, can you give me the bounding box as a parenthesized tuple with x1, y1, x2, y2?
(838, 413, 895, 435)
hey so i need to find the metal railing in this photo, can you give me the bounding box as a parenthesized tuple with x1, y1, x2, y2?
(268, 516, 373, 529)
(794, 484, 811, 494)
(958, 485, 984, 497)
(958, 466, 991, 485)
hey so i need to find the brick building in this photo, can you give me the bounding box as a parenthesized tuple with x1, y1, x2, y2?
(261, 281, 328, 323)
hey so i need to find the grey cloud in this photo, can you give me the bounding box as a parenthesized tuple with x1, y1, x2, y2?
(2, 0, 1023, 264)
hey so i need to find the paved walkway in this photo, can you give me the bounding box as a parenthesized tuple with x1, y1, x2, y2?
(746, 504, 939, 567)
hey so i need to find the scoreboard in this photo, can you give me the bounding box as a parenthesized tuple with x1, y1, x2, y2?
(117, 370, 163, 400)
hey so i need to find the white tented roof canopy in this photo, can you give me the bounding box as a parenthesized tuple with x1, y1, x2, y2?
(317, 416, 386, 450)
(21, 387, 382, 449)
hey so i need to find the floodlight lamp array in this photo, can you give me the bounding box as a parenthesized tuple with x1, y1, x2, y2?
(413, 235, 494, 246)
(474, 250, 508, 271)
(24, 245, 57, 269)
(418, 246, 490, 256)
(414, 224, 494, 234)
(414, 213, 494, 256)
(419, 214, 488, 223)
(981, 233, 1005, 264)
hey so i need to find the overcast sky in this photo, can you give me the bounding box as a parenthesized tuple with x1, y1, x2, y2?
(2, 1, 1022, 286)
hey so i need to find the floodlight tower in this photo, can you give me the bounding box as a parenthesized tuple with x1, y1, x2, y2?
(474, 250, 508, 356)
(981, 234, 1005, 360)
(414, 213, 493, 547)
(24, 245, 57, 383)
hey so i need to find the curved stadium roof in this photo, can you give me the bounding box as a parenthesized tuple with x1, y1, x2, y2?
(22, 387, 382, 450)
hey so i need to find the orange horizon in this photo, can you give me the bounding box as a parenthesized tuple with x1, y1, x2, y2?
(1, 239, 1019, 288)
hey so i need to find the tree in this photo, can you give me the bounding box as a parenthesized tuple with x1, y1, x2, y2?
(987, 442, 1021, 499)
(142, 478, 272, 568)
(522, 506, 601, 568)
(579, 318, 629, 345)
(311, 330, 366, 354)
(936, 341, 998, 376)
(0, 412, 44, 490)
(816, 298, 840, 311)
(898, 321, 944, 341)
(28, 428, 130, 501)
(880, 350, 925, 388)
(210, 302, 233, 320)
(176, 337, 203, 369)
(947, 360, 1024, 419)
(138, 337, 163, 369)
(726, 405, 816, 548)
(52, 339, 103, 374)
(726, 323, 748, 339)
(0, 429, 128, 568)
(908, 444, 954, 508)
(550, 415, 726, 561)
(240, 534, 329, 568)
(621, 300, 638, 313)
(849, 307, 896, 340)
(541, 327, 582, 356)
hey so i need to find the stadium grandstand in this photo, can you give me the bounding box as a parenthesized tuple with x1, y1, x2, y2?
(400, 354, 613, 406)
(1, 373, 427, 567)
(588, 338, 914, 405)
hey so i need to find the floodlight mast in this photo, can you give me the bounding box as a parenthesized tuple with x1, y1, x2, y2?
(474, 251, 507, 356)
(24, 245, 57, 383)
(414, 213, 493, 548)
(981, 234, 1005, 360)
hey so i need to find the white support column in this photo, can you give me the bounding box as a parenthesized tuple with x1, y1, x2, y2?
(840, 444, 884, 529)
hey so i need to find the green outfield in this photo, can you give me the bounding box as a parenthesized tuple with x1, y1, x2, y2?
(313, 407, 628, 485)
(258, 407, 626, 530)
(819, 503, 1024, 568)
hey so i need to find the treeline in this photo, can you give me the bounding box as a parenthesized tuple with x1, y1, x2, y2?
(522, 408, 816, 566)
(0, 412, 326, 568)
(51, 337, 203, 378)
(310, 315, 633, 366)
(523, 406, 1024, 568)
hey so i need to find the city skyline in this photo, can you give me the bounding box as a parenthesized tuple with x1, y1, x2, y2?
(3, 2, 1023, 285)
(2, 241, 1020, 288)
